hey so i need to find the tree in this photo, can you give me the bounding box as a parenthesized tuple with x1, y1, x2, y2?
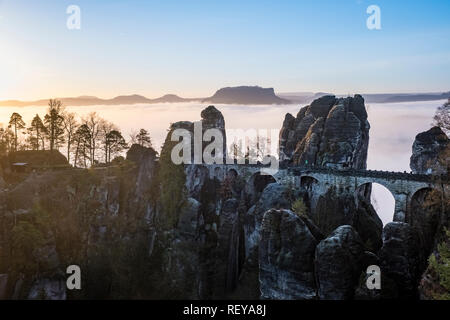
(62, 112, 79, 164)
(135, 129, 152, 147)
(292, 198, 308, 218)
(73, 124, 92, 168)
(105, 130, 127, 163)
(82, 112, 102, 166)
(0, 127, 15, 155)
(433, 99, 450, 135)
(229, 141, 245, 163)
(28, 114, 47, 151)
(99, 120, 116, 164)
(8, 112, 26, 152)
(427, 229, 450, 300)
(44, 99, 65, 151)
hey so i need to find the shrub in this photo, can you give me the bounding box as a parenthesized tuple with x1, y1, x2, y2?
(292, 198, 308, 218)
(428, 228, 450, 300)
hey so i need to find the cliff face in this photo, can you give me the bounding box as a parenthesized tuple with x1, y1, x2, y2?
(0, 144, 159, 299)
(279, 95, 369, 169)
(410, 126, 449, 174)
(0, 104, 447, 300)
(169, 105, 227, 163)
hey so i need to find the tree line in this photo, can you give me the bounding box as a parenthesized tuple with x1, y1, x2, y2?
(0, 99, 153, 167)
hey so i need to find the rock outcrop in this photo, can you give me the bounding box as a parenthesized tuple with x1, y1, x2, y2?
(0, 102, 446, 301)
(279, 95, 369, 169)
(169, 105, 227, 163)
(201, 105, 227, 161)
(313, 188, 383, 251)
(378, 222, 421, 299)
(410, 126, 449, 174)
(259, 209, 318, 299)
(315, 225, 365, 299)
(245, 183, 298, 255)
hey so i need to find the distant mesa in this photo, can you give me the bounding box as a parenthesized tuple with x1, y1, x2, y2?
(202, 86, 291, 105)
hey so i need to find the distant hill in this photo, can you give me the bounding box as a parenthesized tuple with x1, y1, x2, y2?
(362, 92, 450, 103)
(0, 94, 199, 107)
(152, 94, 197, 103)
(278, 91, 450, 104)
(202, 86, 291, 105)
(2, 89, 448, 107)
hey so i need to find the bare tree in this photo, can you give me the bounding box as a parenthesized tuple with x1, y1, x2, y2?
(62, 112, 79, 164)
(433, 99, 450, 135)
(82, 112, 102, 166)
(0, 128, 15, 155)
(128, 129, 139, 145)
(99, 120, 117, 163)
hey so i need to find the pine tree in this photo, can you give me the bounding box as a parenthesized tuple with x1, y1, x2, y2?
(44, 99, 65, 151)
(73, 124, 92, 168)
(8, 112, 26, 152)
(28, 114, 47, 150)
(135, 129, 152, 147)
(105, 130, 127, 163)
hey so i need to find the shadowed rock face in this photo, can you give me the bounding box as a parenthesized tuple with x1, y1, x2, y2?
(410, 126, 449, 174)
(259, 209, 318, 299)
(126, 144, 158, 195)
(201, 106, 227, 160)
(279, 95, 369, 169)
(169, 105, 227, 163)
(379, 222, 421, 299)
(315, 225, 365, 300)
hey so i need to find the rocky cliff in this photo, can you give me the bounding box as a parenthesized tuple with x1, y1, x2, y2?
(279, 95, 369, 169)
(0, 103, 447, 300)
(410, 126, 449, 174)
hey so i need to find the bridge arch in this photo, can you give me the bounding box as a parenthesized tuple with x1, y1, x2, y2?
(356, 182, 395, 225)
(245, 171, 277, 204)
(250, 172, 276, 193)
(300, 176, 319, 190)
(227, 168, 238, 179)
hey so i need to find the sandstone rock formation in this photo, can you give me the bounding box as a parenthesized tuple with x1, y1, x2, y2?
(410, 126, 449, 174)
(279, 95, 369, 169)
(259, 209, 318, 299)
(169, 105, 227, 163)
(315, 225, 365, 299)
(313, 188, 383, 251)
(378, 222, 421, 299)
(0, 103, 447, 301)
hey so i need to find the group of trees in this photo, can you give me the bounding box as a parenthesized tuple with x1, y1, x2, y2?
(1, 99, 153, 167)
(433, 98, 450, 135)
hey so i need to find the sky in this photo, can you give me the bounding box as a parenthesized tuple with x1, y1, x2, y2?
(0, 0, 449, 100)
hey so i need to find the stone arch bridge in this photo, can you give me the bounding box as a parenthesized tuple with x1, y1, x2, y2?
(194, 164, 448, 222)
